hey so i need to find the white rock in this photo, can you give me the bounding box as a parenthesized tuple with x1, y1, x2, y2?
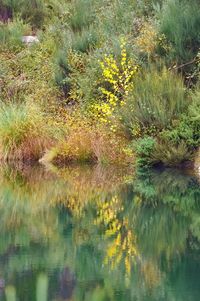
(22, 36, 39, 44)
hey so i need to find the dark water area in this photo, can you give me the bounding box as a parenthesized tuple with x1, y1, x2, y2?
(0, 163, 199, 301)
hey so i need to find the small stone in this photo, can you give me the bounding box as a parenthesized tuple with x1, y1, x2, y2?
(22, 36, 39, 44)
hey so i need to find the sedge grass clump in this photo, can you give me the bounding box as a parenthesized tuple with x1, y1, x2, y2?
(159, 0, 200, 63)
(69, 0, 93, 32)
(71, 27, 98, 53)
(121, 65, 187, 134)
(0, 102, 52, 161)
(0, 18, 30, 52)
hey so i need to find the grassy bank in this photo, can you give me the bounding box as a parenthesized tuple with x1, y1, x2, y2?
(0, 0, 200, 168)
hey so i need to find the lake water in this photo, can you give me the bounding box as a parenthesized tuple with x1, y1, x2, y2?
(0, 164, 199, 301)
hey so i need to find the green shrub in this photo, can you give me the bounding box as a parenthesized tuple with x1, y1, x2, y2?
(134, 136, 192, 168)
(120, 66, 187, 133)
(134, 136, 156, 167)
(160, 90, 200, 149)
(152, 140, 192, 167)
(0, 102, 52, 161)
(160, 116, 200, 150)
(189, 89, 200, 122)
(159, 0, 200, 63)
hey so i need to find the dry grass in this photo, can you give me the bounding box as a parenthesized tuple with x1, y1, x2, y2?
(41, 115, 134, 166)
(0, 102, 53, 162)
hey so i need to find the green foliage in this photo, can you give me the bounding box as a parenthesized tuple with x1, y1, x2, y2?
(159, 0, 200, 63)
(161, 116, 200, 150)
(152, 140, 192, 167)
(121, 65, 187, 133)
(54, 51, 72, 96)
(135, 0, 163, 16)
(160, 90, 200, 149)
(1, 0, 46, 28)
(134, 136, 156, 167)
(189, 89, 200, 122)
(0, 18, 29, 51)
(69, 0, 93, 32)
(134, 132, 193, 168)
(71, 28, 98, 53)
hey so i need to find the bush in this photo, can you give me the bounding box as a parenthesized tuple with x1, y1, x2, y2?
(120, 66, 187, 134)
(0, 102, 52, 161)
(160, 90, 200, 149)
(152, 140, 192, 167)
(134, 136, 156, 167)
(134, 135, 192, 168)
(0, 33, 59, 106)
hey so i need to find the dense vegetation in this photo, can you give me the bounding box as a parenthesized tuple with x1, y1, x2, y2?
(0, 0, 200, 167)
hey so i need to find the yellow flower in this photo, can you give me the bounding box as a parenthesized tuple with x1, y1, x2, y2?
(94, 38, 138, 124)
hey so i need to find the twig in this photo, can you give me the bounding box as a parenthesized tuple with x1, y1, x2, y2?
(169, 57, 200, 71)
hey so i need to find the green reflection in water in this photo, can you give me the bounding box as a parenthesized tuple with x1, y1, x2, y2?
(5, 286, 16, 301)
(0, 164, 199, 301)
(36, 273, 48, 301)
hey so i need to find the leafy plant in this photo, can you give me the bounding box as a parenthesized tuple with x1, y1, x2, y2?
(160, 90, 200, 149)
(134, 136, 156, 167)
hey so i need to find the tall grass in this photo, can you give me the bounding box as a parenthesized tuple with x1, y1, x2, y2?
(0, 18, 30, 51)
(71, 27, 98, 53)
(54, 51, 72, 96)
(0, 102, 52, 161)
(2, 0, 46, 28)
(69, 0, 93, 32)
(121, 65, 187, 133)
(159, 0, 200, 62)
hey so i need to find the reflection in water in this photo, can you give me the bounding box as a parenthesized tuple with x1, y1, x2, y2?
(36, 273, 48, 301)
(0, 164, 199, 300)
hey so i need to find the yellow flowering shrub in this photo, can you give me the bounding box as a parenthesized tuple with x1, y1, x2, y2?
(93, 38, 138, 123)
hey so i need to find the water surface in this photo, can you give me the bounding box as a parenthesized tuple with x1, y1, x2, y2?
(0, 164, 199, 301)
